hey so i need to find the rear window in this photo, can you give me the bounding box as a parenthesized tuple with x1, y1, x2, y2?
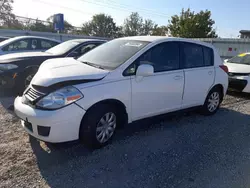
(228, 54, 250, 65)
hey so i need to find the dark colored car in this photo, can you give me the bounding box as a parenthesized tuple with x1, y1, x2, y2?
(0, 39, 106, 93)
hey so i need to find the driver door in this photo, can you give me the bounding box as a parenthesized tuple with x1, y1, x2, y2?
(127, 42, 184, 121)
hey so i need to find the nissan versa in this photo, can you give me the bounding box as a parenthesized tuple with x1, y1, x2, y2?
(14, 36, 229, 149)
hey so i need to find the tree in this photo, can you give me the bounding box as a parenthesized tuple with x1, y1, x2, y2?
(141, 19, 156, 35)
(122, 12, 143, 36)
(0, 0, 22, 29)
(81, 14, 118, 38)
(122, 12, 157, 36)
(168, 8, 217, 38)
(29, 19, 53, 32)
(151, 25, 168, 36)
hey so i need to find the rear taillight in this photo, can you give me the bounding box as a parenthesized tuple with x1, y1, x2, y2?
(219, 65, 228, 73)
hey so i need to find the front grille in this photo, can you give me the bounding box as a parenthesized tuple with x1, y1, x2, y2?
(25, 87, 45, 102)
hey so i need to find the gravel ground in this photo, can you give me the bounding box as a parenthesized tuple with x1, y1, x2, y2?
(1, 91, 250, 188)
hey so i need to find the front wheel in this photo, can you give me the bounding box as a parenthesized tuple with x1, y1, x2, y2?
(201, 88, 222, 115)
(80, 104, 118, 149)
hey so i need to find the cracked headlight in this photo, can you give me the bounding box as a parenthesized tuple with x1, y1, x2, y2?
(36, 86, 83, 110)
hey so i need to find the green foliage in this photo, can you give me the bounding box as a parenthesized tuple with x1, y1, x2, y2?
(151, 25, 168, 36)
(168, 8, 218, 38)
(0, 0, 23, 29)
(0, 1, 219, 38)
(81, 14, 118, 38)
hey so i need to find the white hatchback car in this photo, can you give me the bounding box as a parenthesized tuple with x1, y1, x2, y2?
(14, 36, 228, 148)
(224, 53, 250, 93)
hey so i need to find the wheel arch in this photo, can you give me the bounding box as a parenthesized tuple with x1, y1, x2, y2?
(209, 84, 224, 102)
(82, 98, 128, 128)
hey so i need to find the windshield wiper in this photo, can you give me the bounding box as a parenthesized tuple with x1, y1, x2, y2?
(80, 61, 105, 70)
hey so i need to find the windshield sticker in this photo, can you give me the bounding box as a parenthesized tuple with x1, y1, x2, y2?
(238, 53, 247, 57)
(124, 42, 143, 47)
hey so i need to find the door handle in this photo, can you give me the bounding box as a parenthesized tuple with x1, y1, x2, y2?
(208, 71, 213, 75)
(174, 75, 183, 80)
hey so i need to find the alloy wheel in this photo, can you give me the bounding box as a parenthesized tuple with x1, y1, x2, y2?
(207, 92, 220, 112)
(96, 112, 116, 144)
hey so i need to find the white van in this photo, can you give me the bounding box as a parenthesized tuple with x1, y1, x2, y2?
(14, 36, 229, 148)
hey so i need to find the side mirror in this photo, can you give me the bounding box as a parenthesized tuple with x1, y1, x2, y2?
(136, 64, 154, 77)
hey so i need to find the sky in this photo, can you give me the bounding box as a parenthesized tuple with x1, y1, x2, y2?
(12, 0, 250, 38)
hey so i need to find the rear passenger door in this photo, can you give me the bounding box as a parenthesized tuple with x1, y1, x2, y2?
(181, 42, 215, 108)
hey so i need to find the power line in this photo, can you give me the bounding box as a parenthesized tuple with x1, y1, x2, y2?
(104, 0, 169, 17)
(34, 0, 169, 19)
(79, 0, 169, 18)
(34, 0, 95, 16)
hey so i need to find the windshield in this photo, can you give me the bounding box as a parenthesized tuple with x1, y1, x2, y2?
(228, 53, 250, 65)
(77, 39, 150, 70)
(46, 40, 80, 55)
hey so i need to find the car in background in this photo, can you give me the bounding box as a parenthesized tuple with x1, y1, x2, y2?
(0, 39, 107, 93)
(14, 36, 228, 149)
(0, 36, 60, 55)
(224, 52, 250, 93)
(0, 36, 10, 42)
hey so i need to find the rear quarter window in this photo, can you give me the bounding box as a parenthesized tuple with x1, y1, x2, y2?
(203, 46, 214, 66)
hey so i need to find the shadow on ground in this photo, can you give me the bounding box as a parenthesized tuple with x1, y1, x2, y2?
(30, 106, 250, 188)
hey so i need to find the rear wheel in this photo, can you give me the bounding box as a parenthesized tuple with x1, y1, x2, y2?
(201, 88, 222, 115)
(80, 104, 118, 149)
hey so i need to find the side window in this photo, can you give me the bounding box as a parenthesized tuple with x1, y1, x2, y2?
(31, 39, 39, 50)
(203, 46, 214, 66)
(2, 39, 30, 52)
(124, 42, 180, 75)
(73, 43, 99, 56)
(41, 40, 58, 49)
(182, 42, 204, 68)
(79, 43, 98, 55)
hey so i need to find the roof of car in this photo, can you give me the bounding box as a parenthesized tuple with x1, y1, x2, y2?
(66, 38, 107, 43)
(116, 36, 214, 48)
(8, 36, 61, 42)
(0, 36, 61, 47)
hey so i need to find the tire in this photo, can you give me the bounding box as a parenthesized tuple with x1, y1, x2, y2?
(201, 87, 222, 116)
(79, 104, 118, 149)
(16, 68, 38, 95)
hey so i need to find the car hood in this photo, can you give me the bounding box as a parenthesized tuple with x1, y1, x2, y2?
(224, 62, 250, 73)
(0, 51, 53, 62)
(31, 57, 110, 87)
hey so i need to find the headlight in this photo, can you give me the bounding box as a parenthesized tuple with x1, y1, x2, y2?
(36, 86, 83, 110)
(0, 64, 18, 70)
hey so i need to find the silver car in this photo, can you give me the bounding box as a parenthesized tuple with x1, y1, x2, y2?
(0, 36, 60, 55)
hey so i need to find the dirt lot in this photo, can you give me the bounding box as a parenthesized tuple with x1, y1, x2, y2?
(1, 92, 250, 188)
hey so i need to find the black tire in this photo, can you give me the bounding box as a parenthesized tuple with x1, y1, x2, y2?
(16, 68, 38, 95)
(79, 104, 118, 149)
(201, 87, 222, 116)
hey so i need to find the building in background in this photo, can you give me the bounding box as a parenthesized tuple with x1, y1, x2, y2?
(240, 30, 250, 38)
